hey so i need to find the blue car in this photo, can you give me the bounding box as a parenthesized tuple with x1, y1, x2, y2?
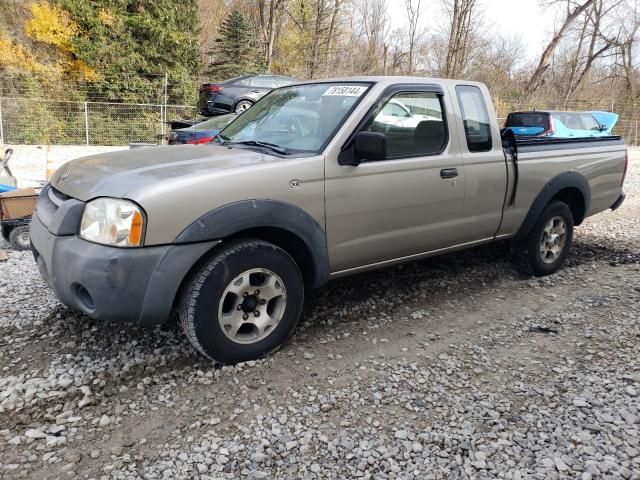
(169, 114, 237, 145)
(504, 111, 618, 138)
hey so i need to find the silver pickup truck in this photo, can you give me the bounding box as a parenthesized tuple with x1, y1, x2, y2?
(31, 77, 628, 363)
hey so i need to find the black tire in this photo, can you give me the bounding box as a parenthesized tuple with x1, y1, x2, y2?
(9, 225, 31, 251)
(513, 201, 574, 276)
(179, 239, 304, 364)
(234, 100, 253, 114)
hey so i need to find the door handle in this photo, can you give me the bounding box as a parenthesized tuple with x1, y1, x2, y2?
(440, 168, 458, 179)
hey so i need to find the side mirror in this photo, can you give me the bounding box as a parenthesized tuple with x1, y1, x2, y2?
(339, 131, 387, 166)
(599, 124, 608, 132)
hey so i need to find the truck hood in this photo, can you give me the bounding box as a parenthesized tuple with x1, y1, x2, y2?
(50, 145, 277, 201)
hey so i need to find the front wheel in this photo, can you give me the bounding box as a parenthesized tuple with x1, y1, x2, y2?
(179, 239, 304, 364)
(513, 201, 574, 276)
(9, 225, 31, 251)
(234, 100, 253, 114)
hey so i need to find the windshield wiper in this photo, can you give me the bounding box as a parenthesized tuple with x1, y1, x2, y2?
(227, 140, 290, 155)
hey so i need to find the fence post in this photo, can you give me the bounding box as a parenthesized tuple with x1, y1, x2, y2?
(0, 97, 4, 146)
(84, 102, 90, 146)
(162, 73, 168, 145)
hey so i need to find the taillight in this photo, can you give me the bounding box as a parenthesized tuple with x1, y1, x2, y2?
(186, 136, 215, 145)
(622, 150, 628, 186)
(202, 84, 223, 93)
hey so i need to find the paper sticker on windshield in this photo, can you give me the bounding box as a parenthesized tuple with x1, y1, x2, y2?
(322, 85, 367, 97)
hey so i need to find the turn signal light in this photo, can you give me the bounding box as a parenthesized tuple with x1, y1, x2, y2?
(129, 210, 144, 245)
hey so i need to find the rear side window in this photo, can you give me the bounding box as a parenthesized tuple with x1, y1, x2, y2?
(581, 114, 600, 131)
(250, 76, 279, 88)
(558, 113, 583, 130)
(362, 91, 447, 159)
(276, 76, 296, 87)
(456, 85, 492, 152)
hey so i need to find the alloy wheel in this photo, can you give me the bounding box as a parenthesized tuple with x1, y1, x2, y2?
(539, 216, 567, 264)
(217, 268, 287, 344)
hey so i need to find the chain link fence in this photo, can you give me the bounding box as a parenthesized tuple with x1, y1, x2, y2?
(0, 97, 197, 146)
(1, 95, 639, 146)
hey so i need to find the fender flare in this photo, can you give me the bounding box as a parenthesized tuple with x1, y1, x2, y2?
(175, 199, 329, 288)
(515, 171, 591, 241)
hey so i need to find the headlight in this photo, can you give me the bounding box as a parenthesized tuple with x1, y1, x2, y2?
(80, 198, 145, 247)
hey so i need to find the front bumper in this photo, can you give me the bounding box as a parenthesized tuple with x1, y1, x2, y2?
(31, 202, 219, 326)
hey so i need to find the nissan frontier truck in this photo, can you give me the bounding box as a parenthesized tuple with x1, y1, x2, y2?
(31, 77, 628, 363)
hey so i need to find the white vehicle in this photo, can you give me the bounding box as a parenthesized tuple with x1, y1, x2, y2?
(373, 99, 442, 129)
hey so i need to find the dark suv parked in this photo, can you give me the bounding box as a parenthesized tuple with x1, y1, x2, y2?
(198, 74, 298, 116)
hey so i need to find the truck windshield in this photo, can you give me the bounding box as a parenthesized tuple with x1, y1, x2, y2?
(219, 82, 371, 154)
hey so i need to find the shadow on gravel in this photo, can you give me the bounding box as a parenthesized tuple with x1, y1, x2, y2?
(303, 239, 638, 329)
(38, 238, 637, 372)
(38, 242, 515, 376)
(303, 242, 514, 325)
(567, 241, 640, 267)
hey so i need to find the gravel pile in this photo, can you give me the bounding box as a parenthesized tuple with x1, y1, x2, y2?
(0, 153, 638, 479)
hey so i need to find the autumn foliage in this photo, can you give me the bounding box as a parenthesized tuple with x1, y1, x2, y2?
(0, 1, 96, 83)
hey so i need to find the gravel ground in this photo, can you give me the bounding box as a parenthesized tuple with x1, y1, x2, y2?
(0, 153, 639, 480)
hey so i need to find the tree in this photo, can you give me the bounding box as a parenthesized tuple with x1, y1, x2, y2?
(443, 0, 480, 78)
(356, 0, 389, 74)
(525, 0, 594, 96)
(610, 1, 640, 100)
(271, 0, 344, 78)
(257, 0, 285, 71)
(206, 10, 265, 80)
(467, 34, 524, 94)
(0, 2, 96, 80)
(560, 0, 620, 105)
(59, 0, 200, 103)
(0, 1, 98, 99)
(405, 0, 422, 74)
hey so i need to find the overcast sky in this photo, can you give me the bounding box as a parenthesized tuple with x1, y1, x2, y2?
(388, 0, 558, 61)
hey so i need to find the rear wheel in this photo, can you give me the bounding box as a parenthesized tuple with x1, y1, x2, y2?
(513, 201, 574, 276)
(234, 100, 253, 114)
(179, 239, 304, 364)
(9, 225, 30, 251)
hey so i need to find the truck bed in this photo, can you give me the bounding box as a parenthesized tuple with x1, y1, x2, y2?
(503, 133, 624, 152)
(498, 131, 626, 238)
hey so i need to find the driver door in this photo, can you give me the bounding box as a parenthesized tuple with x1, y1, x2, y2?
(324, 86, 467, 273)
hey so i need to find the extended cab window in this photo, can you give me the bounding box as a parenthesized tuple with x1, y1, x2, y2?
(456, 85, 492, 152)
(363, 92, 447, 159)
